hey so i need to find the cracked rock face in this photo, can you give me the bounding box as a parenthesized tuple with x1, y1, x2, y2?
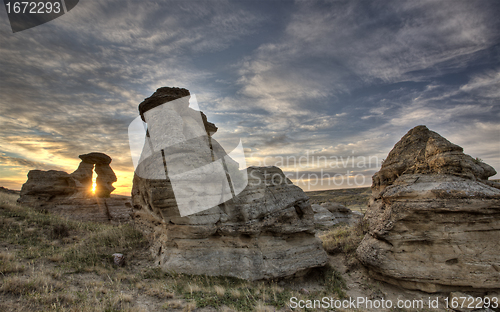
(132, 87, 327, 280)
(356, 125, 500, 293)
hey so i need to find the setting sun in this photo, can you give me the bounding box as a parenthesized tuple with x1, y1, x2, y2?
(91, 175, 96, 194)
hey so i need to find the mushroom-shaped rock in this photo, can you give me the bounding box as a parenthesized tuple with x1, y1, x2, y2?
(73, 152, 117, 197)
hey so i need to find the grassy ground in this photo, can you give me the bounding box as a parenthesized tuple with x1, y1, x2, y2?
(0, 192, 351, 312)
(318, 220, 369, 271)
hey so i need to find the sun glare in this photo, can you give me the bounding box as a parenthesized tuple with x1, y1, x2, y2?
(91, 175, 96, 194)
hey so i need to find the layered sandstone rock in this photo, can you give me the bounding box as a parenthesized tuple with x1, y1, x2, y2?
(357, 125, 500, 292)
(322, 202, 362, 224)
(18, 153, 129, 223)
(19, 170, 78, 202)
(132, 87, 327, 280)
(312, 204, 337, 228)
(71, 162, 94, 195)
(312, 203, 362, 229)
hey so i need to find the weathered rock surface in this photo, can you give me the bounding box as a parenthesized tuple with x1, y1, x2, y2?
(357, 125, 500, 293)
(36, 196, 132, 223)
(132, 87, 327, 280)
(134, 166, 327, 280)
(312, 202, 362, 229)
(71, 162, 94, 195)
(95, 163, 117, 197)
(19, 170, 78, 201)
(312, 204, 336, 228)
(18, 153, 129, 224)
(323, 202, 363, 224)
(371, 125, 499, 195)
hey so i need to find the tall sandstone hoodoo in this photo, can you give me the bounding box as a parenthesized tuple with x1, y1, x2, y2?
(357, 125, 500, 293)
(131, 87, 327, 280)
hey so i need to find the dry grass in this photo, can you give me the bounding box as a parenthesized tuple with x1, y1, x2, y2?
(319, 220, 367, 256)
(0, 193, 150, 311)
(120, 292, 134, 303)
(187, 282, 202, 294)
(0, 273, 64, 296)
(0, 192, 19, 209)
(229, 288, 241, 298)
(183, 300, 196, 312)
(0, 251, 25, 274)
(144, 281, 175, 299)
(220, 305, 238, 312)
(0, 190, 356, 311)
(255, 300, 274, 312)
(214, 284, 226, 296)
(163, 299, 184, 309)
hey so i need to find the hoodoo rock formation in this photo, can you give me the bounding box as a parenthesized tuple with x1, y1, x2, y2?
(18, 153, 130, 223)
(132, 87, 327, 280)
(357, 125, 500, 292)
(72, 152, 117, 197)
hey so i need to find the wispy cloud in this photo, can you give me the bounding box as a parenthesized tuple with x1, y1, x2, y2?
(0, 0, 265, 193)
(0, 0, 498, 193)
(0, 154, 65, 171)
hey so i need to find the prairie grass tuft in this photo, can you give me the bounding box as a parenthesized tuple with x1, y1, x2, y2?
(319, 220, 367, 256)
(323, 265, 347, 298)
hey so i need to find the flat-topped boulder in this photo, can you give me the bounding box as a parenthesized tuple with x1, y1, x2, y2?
(18, 170, 77, 200)
(357, 125, 500, 293)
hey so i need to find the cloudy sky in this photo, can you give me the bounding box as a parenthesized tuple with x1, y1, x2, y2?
(1, 0, 499, 195)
